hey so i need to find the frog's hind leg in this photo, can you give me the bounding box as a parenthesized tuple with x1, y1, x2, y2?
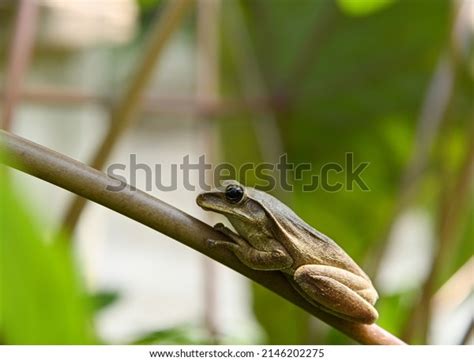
(293, 265, 378, 324)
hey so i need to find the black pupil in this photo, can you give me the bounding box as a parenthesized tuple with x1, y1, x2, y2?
(225, 185, 244, 203)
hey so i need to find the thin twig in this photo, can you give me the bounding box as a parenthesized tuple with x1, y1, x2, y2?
(278, 0, 340, 113)
(0, 129, 405, 345)
(223, 0, 285, 168)
(60, 0, 193, 234)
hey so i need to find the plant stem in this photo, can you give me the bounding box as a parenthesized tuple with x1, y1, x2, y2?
(0, 130, 405, 345)
(403, 125, 474, 342)
(1, 0, 39, 131)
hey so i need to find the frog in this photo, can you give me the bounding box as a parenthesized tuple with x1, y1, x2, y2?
(196, 180, 378, 324)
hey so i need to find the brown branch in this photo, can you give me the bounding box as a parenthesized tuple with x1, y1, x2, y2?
(60, 0, 193, 234)
(1, 0, 39, 130)
(0, 129, 405, 345)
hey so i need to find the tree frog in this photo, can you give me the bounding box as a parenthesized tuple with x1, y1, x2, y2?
(196, 180, 379, 324)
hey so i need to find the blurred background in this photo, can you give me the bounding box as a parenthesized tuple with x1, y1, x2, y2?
(0, 0, 473, 345)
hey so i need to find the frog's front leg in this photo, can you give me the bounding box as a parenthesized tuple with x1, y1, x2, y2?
(207, 223, 293, 271)
(294, 265, 378, 324)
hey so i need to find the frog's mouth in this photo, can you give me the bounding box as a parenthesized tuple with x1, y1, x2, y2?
(196, 193, 225, 212)
(196, 193, 252, 222)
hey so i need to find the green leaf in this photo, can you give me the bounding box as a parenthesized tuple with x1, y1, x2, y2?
(376, 291, 415, 335)
(337, 0, 395, 16)
(132, 325, 211, 345)
(0, 170, 95, 344)
(90, 291, 120, 312)
(137, 0, 161, 11)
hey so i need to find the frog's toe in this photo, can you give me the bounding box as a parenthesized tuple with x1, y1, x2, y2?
(206, 238, 239, 252)
(206, 239, 219, 248)
(214, 223, 234, 236)
(213, 223, 226, 231)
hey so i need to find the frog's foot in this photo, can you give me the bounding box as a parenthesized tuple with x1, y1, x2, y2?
(206, 234, 292, 271)
(294, 265, 378, 324)
(206, 223, 246, 250)
(213, 223, 247, 246)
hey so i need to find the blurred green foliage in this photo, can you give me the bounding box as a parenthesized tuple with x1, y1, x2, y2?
(0, 170, 95, 344)
(219, 0, 472, 344)
(89, 291, 120, 313)
(137, 0, 162, 11)
(337, 0, 396, 16)
(132, 325, 213, 345)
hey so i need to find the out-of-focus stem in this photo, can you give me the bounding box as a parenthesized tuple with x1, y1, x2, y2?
(1, 0, 39, 131)
(461, 321, 473, 345)
(367, 53, 456, 278)
(0, 87, 275, 117)
(365, 0, 470, 279)
(408, 126, 474, 342)
(280, 0, 340, 112)
(398, 2, 473, 340)
(60, 0, 193, 234)
(431, 257, 474, 315)
(223, 0, 285, 168)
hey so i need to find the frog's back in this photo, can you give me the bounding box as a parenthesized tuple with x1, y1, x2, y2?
(248, 188, 368, 278)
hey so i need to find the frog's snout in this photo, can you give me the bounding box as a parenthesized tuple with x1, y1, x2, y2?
(196, 192, 216, 210)
(196, 193, 206, 207)
(196, 192, 226, 212)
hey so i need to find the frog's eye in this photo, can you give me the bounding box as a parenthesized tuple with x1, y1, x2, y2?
(225, 184, 244, 203)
